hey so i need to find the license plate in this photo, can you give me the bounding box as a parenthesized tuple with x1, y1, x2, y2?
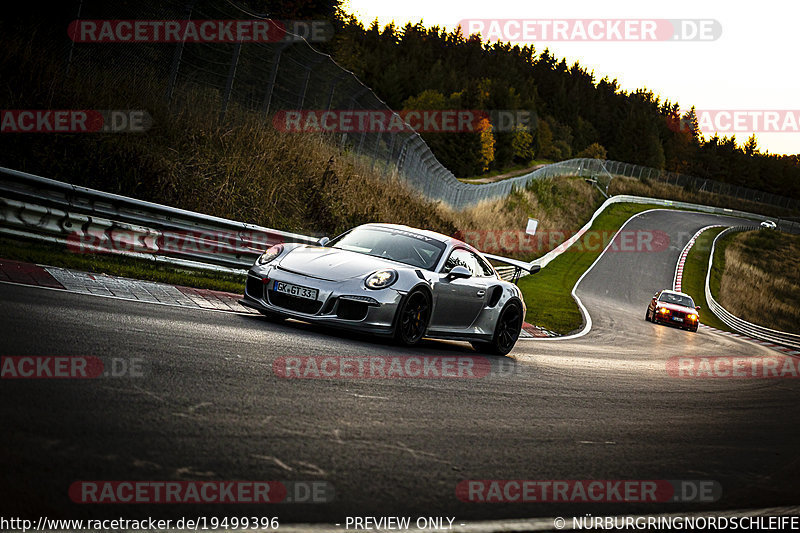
(672, 316, 684, 322)
(273, 281, 318, 300)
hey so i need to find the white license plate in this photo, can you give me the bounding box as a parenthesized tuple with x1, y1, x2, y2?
(273, 281, 318, 300)
(672, 316, 684, 322)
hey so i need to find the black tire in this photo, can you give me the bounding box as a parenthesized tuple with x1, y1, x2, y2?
(394, 289, 431, 346)
(473, 301, 523, 356)
(645, 309, 651, 322)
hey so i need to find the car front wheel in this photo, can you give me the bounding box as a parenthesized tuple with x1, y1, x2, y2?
(473, 301, 523, 356)
(394, 289, 431, 346)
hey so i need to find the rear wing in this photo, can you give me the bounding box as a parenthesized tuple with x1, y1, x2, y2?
(483, 253, 541, 284)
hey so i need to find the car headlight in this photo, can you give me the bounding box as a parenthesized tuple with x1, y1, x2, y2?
(365, 269, 398, 290)
(688, 313, 698, 321)
(658, 307, 669, 314)
(256, 244, 283, 265)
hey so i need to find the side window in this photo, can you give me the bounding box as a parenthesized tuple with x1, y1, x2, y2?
(443, 249, 477, 275)
(473, 253, 496, 277)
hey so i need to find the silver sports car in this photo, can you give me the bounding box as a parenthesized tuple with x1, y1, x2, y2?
(240, 223, 537, 355)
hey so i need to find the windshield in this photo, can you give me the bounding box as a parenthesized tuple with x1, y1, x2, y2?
(659, 292, 695, 308)
(331, 227, 446, 270)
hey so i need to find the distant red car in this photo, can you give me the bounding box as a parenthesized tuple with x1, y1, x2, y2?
(645, 289, 700, 332)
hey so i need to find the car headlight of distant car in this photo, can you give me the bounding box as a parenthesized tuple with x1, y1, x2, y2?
(365, 269, 398, 289)
(256, 244, 283, 265)
(688, 313, 698, 321)
(658, 306, 669, 314)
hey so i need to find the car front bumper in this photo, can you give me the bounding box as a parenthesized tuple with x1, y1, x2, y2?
(653, 311, 698, 329)
(241, 264, 404, 336)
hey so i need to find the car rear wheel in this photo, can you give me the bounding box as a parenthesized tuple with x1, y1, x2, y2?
(394, 289, 431, 346)
(473, 301, 523, 356)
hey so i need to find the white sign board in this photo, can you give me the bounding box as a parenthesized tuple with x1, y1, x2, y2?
(526, 218, 538, 236)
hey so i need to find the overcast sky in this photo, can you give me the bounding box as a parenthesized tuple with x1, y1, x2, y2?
(343, 0, 799, 156)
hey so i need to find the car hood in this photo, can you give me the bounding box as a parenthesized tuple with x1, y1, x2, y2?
(657, 302, 697, 314)
(277, 246, 404, 281)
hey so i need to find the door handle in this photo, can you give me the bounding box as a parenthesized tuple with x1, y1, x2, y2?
(476, 290, 486, 297)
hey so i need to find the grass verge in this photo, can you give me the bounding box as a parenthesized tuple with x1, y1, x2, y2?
(712, 229, 800, 334)
(517, 203, 668, 334)
(679, 227, 732, 332)
(0, 236, 245, 294)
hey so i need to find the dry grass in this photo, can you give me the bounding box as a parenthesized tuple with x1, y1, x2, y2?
(609, 176, 799, 219)
(0, 30, 605, 259)
(4, 30, 787, 270)
(445, 177, 605, 260)
(0, 33, 459, 239)
(716, 230, 800, 334)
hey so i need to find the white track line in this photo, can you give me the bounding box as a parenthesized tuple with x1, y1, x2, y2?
(520, 208, 664, 341)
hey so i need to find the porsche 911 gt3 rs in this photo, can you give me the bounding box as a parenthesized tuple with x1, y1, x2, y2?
(240, 223, 537, 355)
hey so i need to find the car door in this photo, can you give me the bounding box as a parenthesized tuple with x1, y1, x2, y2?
(430, 248, 489, 329)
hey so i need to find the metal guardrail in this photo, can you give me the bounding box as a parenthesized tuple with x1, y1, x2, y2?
(0, 166, 530, 281)
(452, 157, 800, 212)
(0, 166, 317, 275)
(0, 164, 794, 287)
(705, 227, 800, 350)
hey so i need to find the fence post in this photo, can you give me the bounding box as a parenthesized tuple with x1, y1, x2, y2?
(65, 0, 85, 77)
(262, 42, 289, 118)
(165, 0, 196, 104)
(385, 131, 397, 167)
(219, 42, 242, 121)
(297, 67, 312, 109)
(325, 76, 342, 111)
(297, 56, 325, 109)
(348, 88, 370, 155)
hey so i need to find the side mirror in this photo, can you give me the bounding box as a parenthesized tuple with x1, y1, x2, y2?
(317, 236, 330, 247)
(447, 265, 472, 280)
(695, 305, 701, 310)
(529, 265, 541, 274)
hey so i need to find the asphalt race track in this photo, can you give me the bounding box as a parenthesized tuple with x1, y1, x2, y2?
(2, 209, 799, 525)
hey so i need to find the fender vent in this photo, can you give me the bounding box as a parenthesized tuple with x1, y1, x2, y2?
(488, 286, 503, 308)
